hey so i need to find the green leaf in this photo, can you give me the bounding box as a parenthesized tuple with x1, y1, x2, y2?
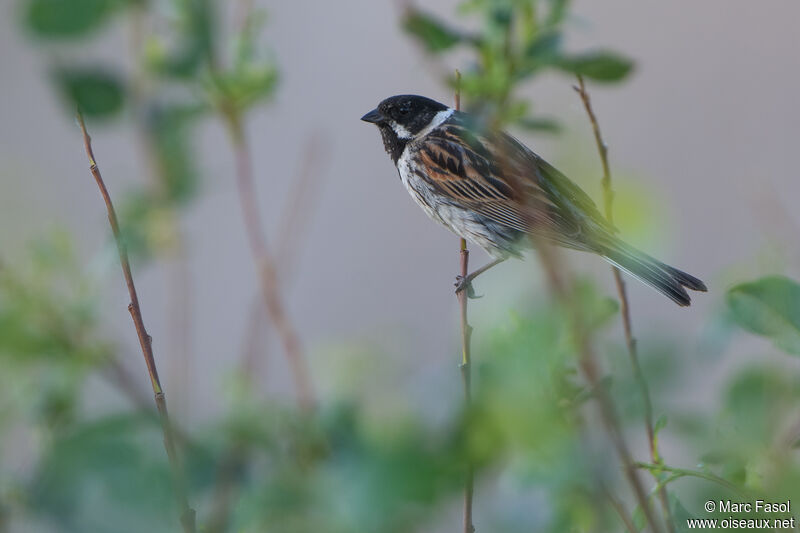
(545, 0, 571, 27)
(516, 116, 561, 133)
(145, 103, 205, 204)
(631, 504, 646, 532)
(209, 63, 278, 114)
(24, 0, 123, 39)
(54, 68, 125, 118)
(556, 50, 634, 82)
(30, 414, 176, 532)
(654, 414, 668, 436)
(525, 31, 562, 61)
(652, 414, 668, 461)
(669, 492, 693, 533)
(726, 276, 800, 355)
(144, 0, 215, 79)
(518, 31, 563, 78)
(403, 10, 462, 53)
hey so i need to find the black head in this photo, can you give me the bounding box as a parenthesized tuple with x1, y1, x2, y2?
(361, 95, 450, 162)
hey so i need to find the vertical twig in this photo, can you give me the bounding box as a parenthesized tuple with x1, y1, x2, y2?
(573, 75, 673, 532)
(76, 112, 196, 533)
(454, 70, 475, 533)
(224, 113, 315, 411)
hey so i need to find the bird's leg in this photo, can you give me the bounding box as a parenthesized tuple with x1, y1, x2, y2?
(454, 258, 506, 296)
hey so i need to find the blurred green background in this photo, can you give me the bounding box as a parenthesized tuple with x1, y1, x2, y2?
(1, 1, 800, 531)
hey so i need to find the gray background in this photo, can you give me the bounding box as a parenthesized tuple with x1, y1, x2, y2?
(2, 0, 800, 422)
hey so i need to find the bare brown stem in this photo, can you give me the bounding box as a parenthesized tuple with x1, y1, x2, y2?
(574, 75, 673, 532)
(459, 238, 475, 533)
(225, 114, 315, 411)
(453, 71, 475, 533)
(76, 112, 196, 533)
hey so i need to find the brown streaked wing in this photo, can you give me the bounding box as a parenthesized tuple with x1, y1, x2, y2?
(416, 120, 587, 244)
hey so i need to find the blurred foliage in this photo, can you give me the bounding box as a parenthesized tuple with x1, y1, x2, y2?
(22, 0, 278, 259)
(53, 68, 125, 118)
(402, 0, 633, 129)
(4, 247, 799, 531)
(6, 0, 800, 532)
(727, 276, 800, 355)
(23, 0, 133, 39)
(0, 233, 112, 435)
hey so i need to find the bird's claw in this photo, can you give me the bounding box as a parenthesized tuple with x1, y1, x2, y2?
(454, 276, 482, 299)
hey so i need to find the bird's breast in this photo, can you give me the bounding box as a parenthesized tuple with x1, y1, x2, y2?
(397, 151, 445, 224)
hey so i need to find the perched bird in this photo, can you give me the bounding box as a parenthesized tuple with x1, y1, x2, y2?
(361, 94, 707, 306)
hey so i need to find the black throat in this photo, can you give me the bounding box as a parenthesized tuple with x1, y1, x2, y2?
(378, 124, 408, 164)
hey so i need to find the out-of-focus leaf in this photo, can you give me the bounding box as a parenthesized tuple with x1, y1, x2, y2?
(631, 504, 646, 532)
(669, 492, 693, 533)
(516, 116, 561, 133)
(202, 6, 277, 115)
(146, 103, 206, 204)
(403, 10, 463, 53)
(545, 0, 571, 27)
(208, 63, 278, 114)
(524, 31, 562, 63)
(726, 276, 800, 355)
(654, 414, 668, 436)
(30, 414, 175, 533)
(556, 50, 634, 82)
(517, 31, 563, 78)
(0, 233, 109, 431)
(569, 279, 620, 331)
(145, 0, 215, 78)
(54, 68, 125, 118)
(713, 366, 800, 466)
(0, 233, 105, 366)
(234, 8, 268, 70)
(488, 6, 513, 30)
(23, 0, 125, 39)
(725, 367, 800, 418)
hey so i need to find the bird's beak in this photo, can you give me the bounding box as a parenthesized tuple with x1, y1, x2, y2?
(360, 108, 384, 124)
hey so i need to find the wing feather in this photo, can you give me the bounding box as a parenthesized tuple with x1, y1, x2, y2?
(414, 112, 610, 248)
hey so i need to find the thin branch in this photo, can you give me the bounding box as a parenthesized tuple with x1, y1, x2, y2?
(574, 75, 674, 533)
(454, 70, 475, 533)
(224, 113, 315, 411)
(76, 112, 196, 533)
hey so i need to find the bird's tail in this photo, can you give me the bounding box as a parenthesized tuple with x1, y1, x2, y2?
(593, 235, 707, 307)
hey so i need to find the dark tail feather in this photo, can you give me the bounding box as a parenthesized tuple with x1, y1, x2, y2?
(594, 236, 707, 307)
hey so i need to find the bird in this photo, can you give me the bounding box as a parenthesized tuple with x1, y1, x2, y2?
(361, 94, 707, 306)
